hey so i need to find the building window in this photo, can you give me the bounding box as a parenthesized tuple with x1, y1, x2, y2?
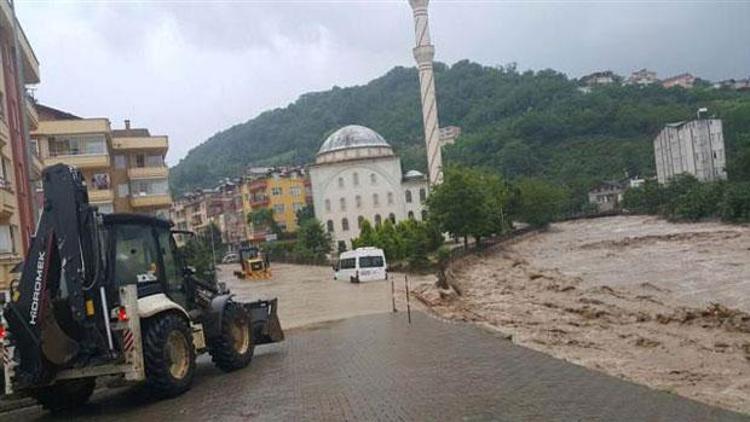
(374, 214, 382, 226)
(132, 179, 168, 196)
(326, 220, 334, 233)
(135, 153, 146, 168)
(117, 183, 130, 198)
(293, 202, 304, 212)
(387, 192, 394, 205)
(90, 173, 110, 190)
(271, 187, 283, 196)
(145, 154, 163, 167)
(0, 225, 14, 254)
(49, 135, 106, 157)
(419, 188, 427, 203)
(353, 172, 359, 186)
(0, 158, 11, 189)
(405, 190, 412, 203)
(325, 199, 331, 212)
(373, 193, 379, 207)
(338, 177, 344, 188)
(358, 215, 364, 228)
(338, 240, 347, 253)
(273, 204, 285, 214)
(290, 186, 301, 196)
(342, 218, 350, 231)
(408, 211, 415, 220)
(388, 213, 396, 224)
(421, 210, 428, 221)
(355, 195, 362, 208)
(370, 173, 377, 185)
(114, 155, 126, 169)
(340, 197, 346, 211)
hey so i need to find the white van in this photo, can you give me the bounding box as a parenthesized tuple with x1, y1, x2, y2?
(334, 247, 388, 283)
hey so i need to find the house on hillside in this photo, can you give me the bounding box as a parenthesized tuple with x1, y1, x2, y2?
(662, 73, 696, 89)
(626, 68, 658, 86)
(713, 78, 750, 91)
(588, 181, 626, 212)
(580, 71, 618, 87)
(439, 126, 462, 146)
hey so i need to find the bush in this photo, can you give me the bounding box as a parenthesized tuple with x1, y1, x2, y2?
(720, 182, 750, 222)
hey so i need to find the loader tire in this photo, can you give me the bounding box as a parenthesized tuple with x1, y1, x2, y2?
(143, 313, 196, 398)
(208, 301, 254, 372)
(32, 377, 95, 413)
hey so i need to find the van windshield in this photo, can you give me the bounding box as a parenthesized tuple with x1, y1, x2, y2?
(358, 256, 384, 268)
(339, 258, 356, 269)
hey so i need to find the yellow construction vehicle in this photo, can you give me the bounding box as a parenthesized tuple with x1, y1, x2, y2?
(234, 245, 272, 280)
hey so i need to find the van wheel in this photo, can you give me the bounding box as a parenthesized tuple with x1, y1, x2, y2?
(32, 377, 95, 413)
(143, 313, 196, 397)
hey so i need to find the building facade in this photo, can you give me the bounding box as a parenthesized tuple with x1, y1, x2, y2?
(653, 119, 727, 184)
(309, 125, 429, 250)
(0, 3, 39, 289)
(580, 71, 617, 87)
(31, 113, 171, 216)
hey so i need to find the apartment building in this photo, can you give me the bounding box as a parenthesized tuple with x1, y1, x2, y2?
(0, 3, 40, 289)
(653, 119, 727, 184)
(31, 112, 171, 217)
(243, 167, 310, 242)
(111, 120, 171, 218)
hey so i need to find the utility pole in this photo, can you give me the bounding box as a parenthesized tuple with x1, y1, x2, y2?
(408, 0, 443, 185)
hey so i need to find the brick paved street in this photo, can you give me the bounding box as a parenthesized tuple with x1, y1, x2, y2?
(6, 311, 747, 421)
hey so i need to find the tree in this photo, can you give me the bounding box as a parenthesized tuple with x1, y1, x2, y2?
(515, 178, 567, 227)
(427, 166, 487, 248)
(295, 204, 315, 226)
(248, 208, 281, 236)
(294, 218, 331, 261)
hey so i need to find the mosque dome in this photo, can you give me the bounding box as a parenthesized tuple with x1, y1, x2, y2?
(316, 125, 393, 164)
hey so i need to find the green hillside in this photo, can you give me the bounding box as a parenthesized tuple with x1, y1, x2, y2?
(169, 60, 750, 208)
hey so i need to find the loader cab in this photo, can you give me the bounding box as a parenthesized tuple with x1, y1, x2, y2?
(104, 214, 188, 307)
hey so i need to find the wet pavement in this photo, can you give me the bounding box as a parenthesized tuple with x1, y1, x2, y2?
(6, 311, 747, 421)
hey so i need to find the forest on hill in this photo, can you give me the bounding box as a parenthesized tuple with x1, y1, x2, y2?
(169, 60, 750, 209)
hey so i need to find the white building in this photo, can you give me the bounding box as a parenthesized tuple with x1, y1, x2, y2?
(653, 119, 727, 184)
(309, 125, 429, 250)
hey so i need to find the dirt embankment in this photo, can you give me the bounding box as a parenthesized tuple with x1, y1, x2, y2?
(414, 216, 750, 414)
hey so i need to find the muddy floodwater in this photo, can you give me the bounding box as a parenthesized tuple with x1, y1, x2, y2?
(415, 216, 750, 414)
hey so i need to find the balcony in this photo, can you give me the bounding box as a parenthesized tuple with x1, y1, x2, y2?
(0, 186, 15, 218)
(88, 189, 114, 203)
(112, 136, 168, 151)
(45, 154, 110, 170)
(250, 196, 269, 207)
(35, 119, 110, 136)
(25, 96, 38, 130)
(127, 166, 169, 180)
(130, 193, 171, 209)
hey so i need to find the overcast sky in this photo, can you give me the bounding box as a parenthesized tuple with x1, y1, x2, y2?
(17, 1, 750, 165)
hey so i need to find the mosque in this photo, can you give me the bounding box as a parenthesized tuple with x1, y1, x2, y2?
(309, 125, 429, 250)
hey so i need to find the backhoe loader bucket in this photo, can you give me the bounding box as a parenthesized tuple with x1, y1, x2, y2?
(245, 298, 283, 345)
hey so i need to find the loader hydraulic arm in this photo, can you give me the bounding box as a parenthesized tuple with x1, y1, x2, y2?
(4, 164, 107, 386)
